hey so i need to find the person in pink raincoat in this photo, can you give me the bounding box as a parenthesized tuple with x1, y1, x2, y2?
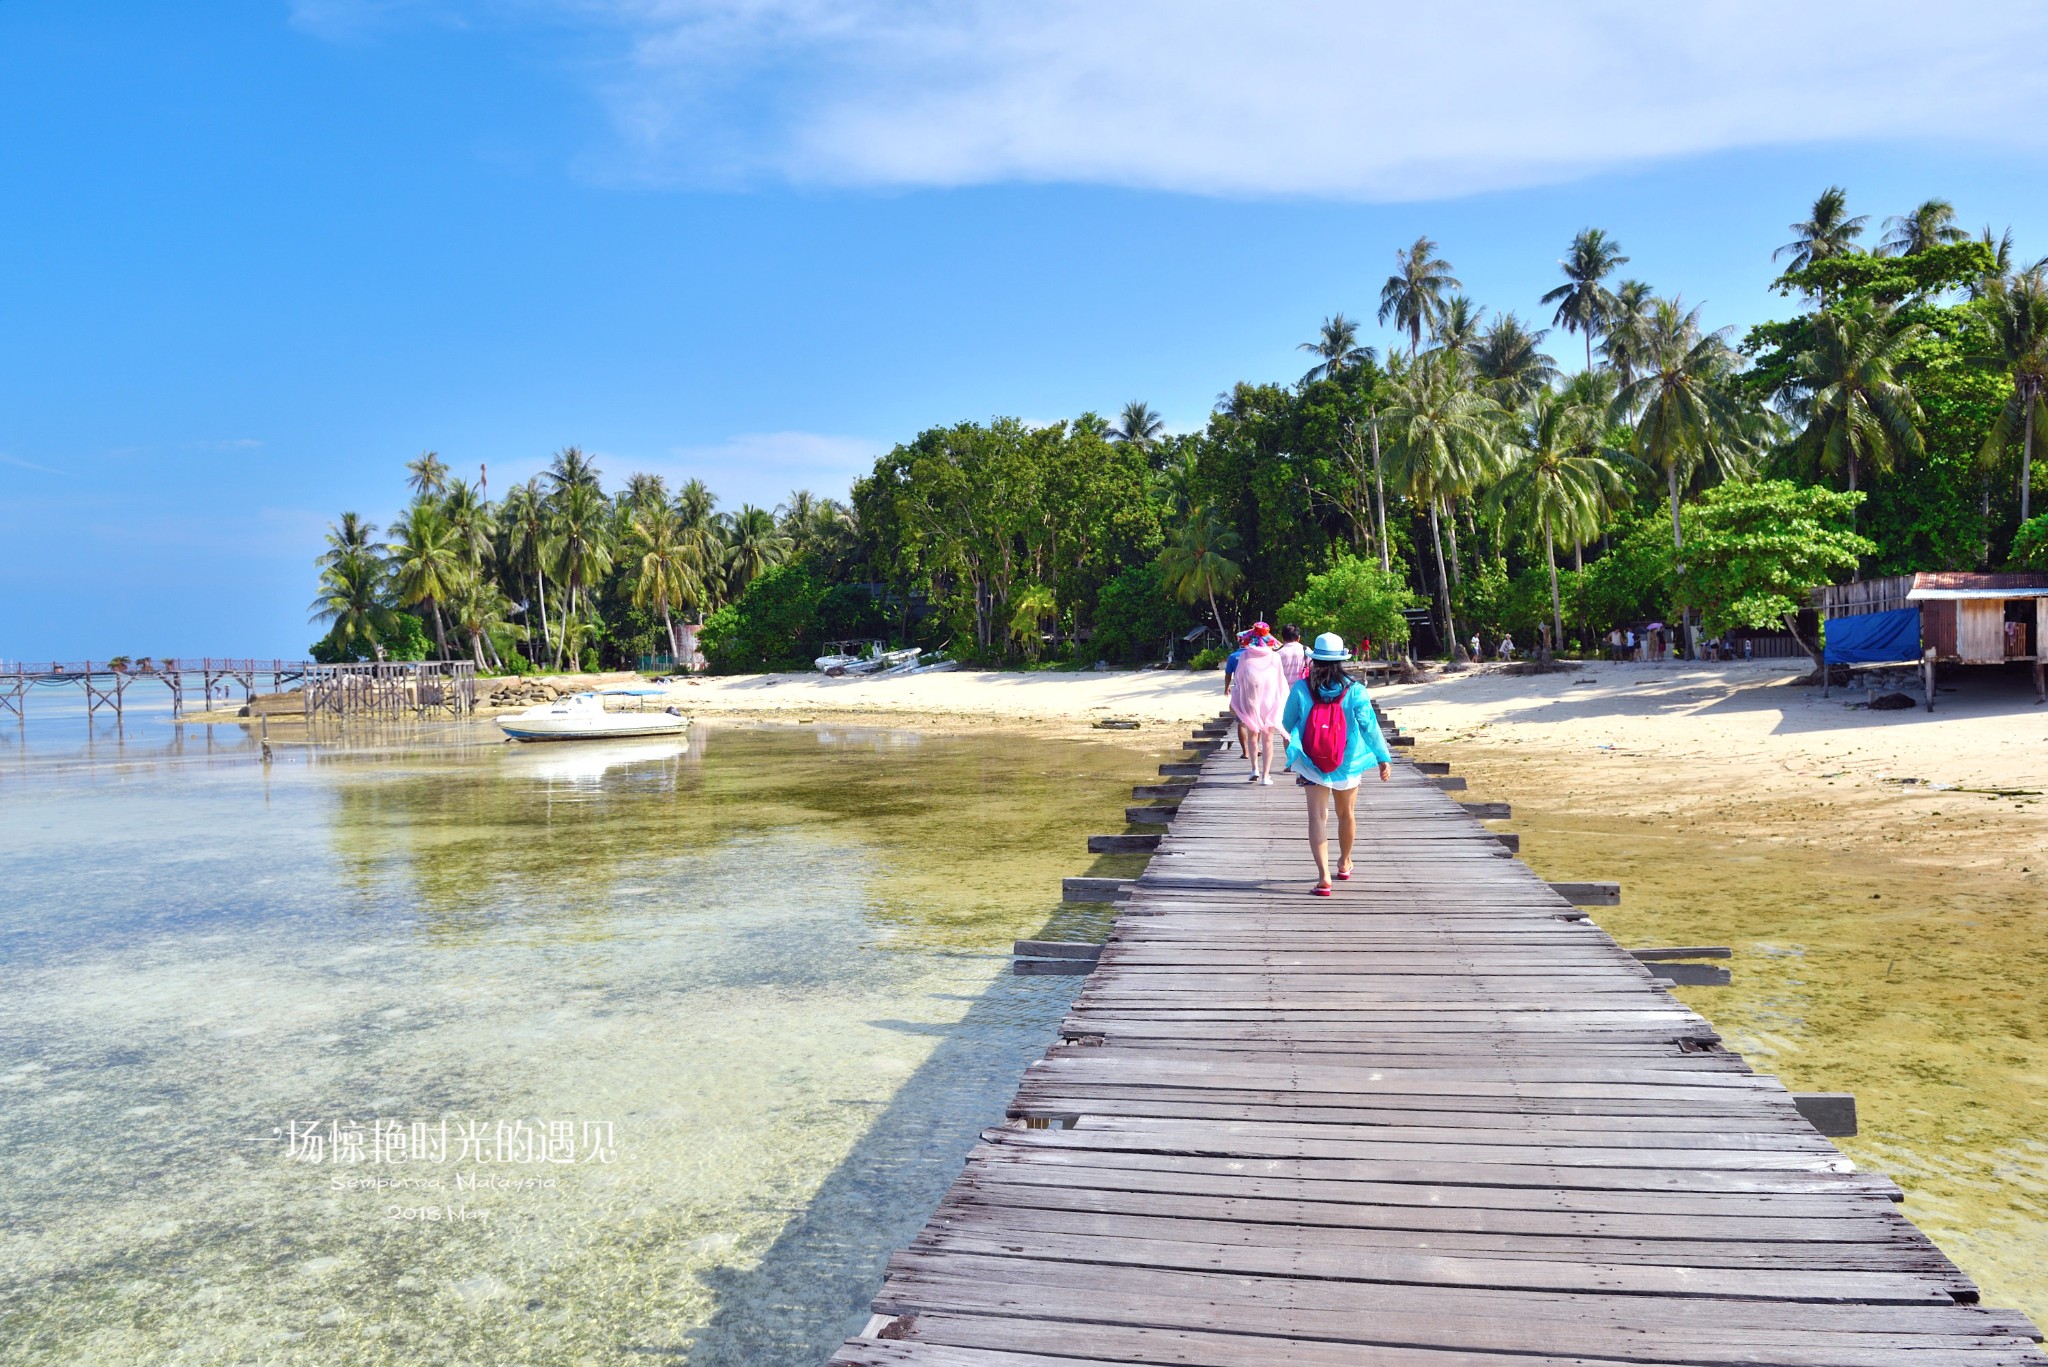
(1229, 631, 1289, 784)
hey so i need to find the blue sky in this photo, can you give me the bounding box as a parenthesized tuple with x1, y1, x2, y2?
(4, 1, 2047, 658)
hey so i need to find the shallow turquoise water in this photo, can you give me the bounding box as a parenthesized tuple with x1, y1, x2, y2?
(0, 706, 1152, 1364)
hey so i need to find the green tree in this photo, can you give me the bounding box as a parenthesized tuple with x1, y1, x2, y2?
(1978, 272, 2048, 523)
(388, 501, 463, 659)
(1880, 198, 1966, 258)
(547, 445, 603, 495)
(1786, 302, 1925, 502)
(1379, 236, 1461, 359)
(1488, 389, 1632, 649)
(1674, 480, 1876, 664)
(1599, 279, 1656, 389)
(1298, 315, 1373, 384)
(1612, 298, 1762, 650)
(1382, 353, 1504, 652)
(1541, 227, 1629, 371)
(630, 503, 704, 661)
(697, 560, 826, 673)
(1090, 560, 1191, 663)
(499, 478, 555, 666)
(1468, 312, 1560, 410)
(1007, 582, 1058, 660)
(1111, 401, 1165, 449)
(1157, 505, 1244, 643)
(309, 541, 394, 661)
(723, 504, 793, 597)
(1775, 186, 1868, 285)
(405, 451, 449, 500)
(550, 481, 613, 668)
(1277, 555, 1417, 657)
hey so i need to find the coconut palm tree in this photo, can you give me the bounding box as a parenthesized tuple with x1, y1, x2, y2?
(1468, 313, 1560, 410)
(389, 501, 463, 660)
(405, 451, 449, 500)
(1157, 506, 1243, 644)
(499, 478, 554, 666)
(1541, 228, 1629, 371)
(1008, 583, 1058, 660)
(1298, 316, 1374, 385)
(621, 472, 670, 511)
(1111, 401, 1166, 448)
(440, 478, 496, 578)
(1612, 298, 1763, 650)
(547, 445, 603, 495)
(448, 577, 523, 670)
(674, 479, 726, 612)
(630, 504, 703, 662)
(1880, 198, 1966, 257)
(1379, 236, 1461, 359)
(1488, 389, 1632, 649)
(309, 545, 394, 660)
(1382, 353, 1505, 652)
(549, 482, 613, 668)
(1432, 295, 1484, 354)
(1977, 272, 2048, 522)
(1787, 302, 1925, 503)
(1776, 186, 1868, 273)
(321, 513, 379, 566)
(722, 504, 791, 596)
(1598, 280, 1657, 389)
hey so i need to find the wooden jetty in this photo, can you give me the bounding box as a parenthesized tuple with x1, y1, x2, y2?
(833, 712, 2044, 1366)
(0, 657, 475, 726)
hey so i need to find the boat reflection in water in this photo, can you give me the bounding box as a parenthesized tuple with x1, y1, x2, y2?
(497, 735, 691, 786)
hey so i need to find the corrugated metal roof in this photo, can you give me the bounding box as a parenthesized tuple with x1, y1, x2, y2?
(1907, 587, 2048, 601)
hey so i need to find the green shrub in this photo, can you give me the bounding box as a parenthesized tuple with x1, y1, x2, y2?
(2009, 513, 2048, 571)
(1189, 645, 1227, 671)
(1277, 554, 1417, 655)
(699, 561, 828, 673)
(1092, 561, 1192, 663)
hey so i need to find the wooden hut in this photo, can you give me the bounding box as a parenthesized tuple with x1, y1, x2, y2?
(1819, 572, 2048, 704)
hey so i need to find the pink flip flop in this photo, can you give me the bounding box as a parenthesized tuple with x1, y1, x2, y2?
(1311, 884, 1333, 897)
(1336, 869, 1352, 881)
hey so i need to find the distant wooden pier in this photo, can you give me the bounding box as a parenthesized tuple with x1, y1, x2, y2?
(833, 710, 2043, 1365)
(0, 657, 475, 726)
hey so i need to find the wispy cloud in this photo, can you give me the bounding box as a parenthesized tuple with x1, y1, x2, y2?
(0, 452, 66, 476)
(553, 1, 2048, 200)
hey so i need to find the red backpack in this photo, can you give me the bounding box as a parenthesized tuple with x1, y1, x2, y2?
(1301, 686, 1351, 772)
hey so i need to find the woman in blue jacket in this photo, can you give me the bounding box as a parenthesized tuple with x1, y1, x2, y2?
(1281, 632, 1392, 896)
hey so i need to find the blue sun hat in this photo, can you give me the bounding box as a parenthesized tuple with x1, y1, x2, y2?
(1309, 631, 1350, 661)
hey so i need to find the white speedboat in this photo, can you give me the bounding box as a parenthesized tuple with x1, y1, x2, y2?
(498, 690, 689, 742)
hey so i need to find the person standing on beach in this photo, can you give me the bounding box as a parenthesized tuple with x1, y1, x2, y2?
(1231, 626, 1288, 783)
(1282, 633, 1393, 895)
(1276, 624, 1309, 683)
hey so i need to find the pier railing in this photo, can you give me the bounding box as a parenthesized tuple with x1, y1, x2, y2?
(1, 657, 473, 726)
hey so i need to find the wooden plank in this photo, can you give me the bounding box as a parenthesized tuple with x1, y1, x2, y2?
(1089, 833, 1161, 853)
(1548, 881, 1621, 905)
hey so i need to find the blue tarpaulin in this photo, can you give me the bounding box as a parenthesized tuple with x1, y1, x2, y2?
(1823, 607, 1921, 666)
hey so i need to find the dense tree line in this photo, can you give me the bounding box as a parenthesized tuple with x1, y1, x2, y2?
(312, 188, 2048, 672)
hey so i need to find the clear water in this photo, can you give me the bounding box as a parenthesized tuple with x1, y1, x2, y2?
(0, 703, 1155, 1364)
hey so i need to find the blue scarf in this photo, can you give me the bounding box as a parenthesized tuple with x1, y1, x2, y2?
(1312, 677, 1350, 702)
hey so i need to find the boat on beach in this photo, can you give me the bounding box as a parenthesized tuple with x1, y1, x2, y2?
(814, 643, 923, 677)
(498, 689, 689, 742)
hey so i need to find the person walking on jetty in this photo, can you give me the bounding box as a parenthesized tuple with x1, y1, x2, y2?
(1276, 624, 1309, 683)
(1282, 632, 1393, 896)
(1230, 626, 1288, 784)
